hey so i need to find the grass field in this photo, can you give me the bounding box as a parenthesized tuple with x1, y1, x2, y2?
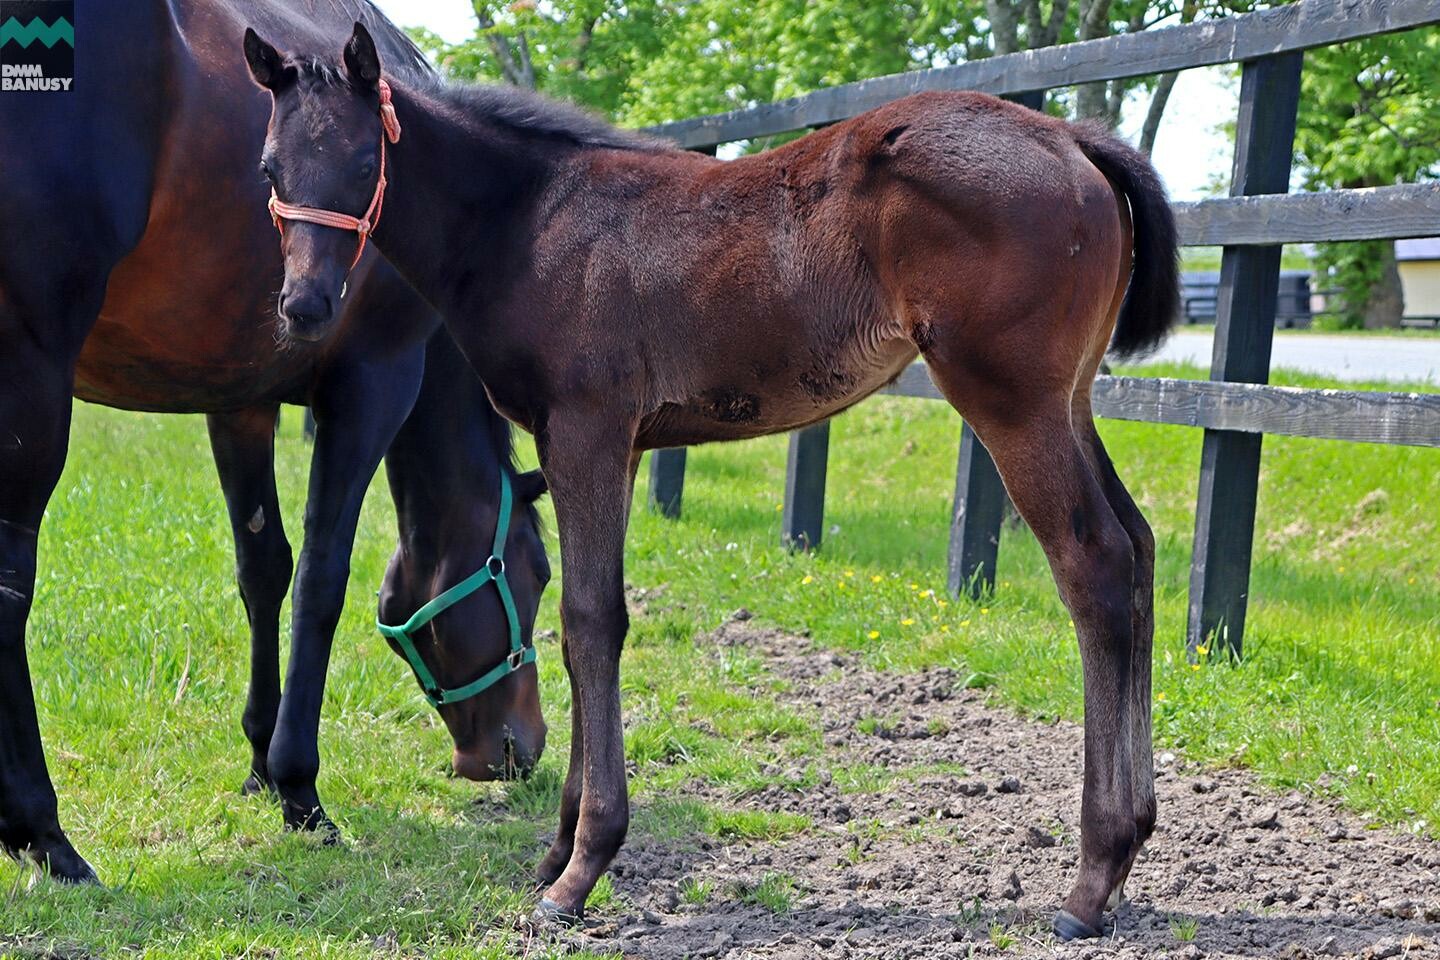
(3, 361, 1437, 958)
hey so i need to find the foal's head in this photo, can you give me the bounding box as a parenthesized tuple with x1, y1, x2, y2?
(244, 23, 397, 342)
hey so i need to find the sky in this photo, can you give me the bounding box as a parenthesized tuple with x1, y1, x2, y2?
(373, 0, 1237, 201)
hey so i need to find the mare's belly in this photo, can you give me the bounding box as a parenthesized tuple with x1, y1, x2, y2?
(73, 254, 317, 413)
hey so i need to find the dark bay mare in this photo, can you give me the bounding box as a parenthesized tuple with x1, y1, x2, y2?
(247, 23, 1181, 940)
(0, 1, 551, 882)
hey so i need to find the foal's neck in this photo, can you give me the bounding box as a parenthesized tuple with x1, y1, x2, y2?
(371, 80, 558, 317)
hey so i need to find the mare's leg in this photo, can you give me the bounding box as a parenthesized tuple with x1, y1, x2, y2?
(533, 418, 637, 922)
(266, 357, 423, 834)
(0, 288, 107, 882)
(926, 358, 1136, 938)
(1074, 413, 1157, 909)
(207, 407, 294, 796)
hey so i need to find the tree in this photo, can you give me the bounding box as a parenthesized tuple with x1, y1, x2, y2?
(1296, 32, 1440, 328)
(410, 0, 1233, 146)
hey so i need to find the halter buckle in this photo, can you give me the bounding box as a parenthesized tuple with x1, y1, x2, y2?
(486, 555, 505, 577)
(507, 649, 526, 671)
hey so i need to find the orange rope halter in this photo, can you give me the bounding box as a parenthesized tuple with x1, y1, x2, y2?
(268, 78, 403, 271)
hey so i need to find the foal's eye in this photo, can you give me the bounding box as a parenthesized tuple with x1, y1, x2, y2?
(358, 159, 376, 180)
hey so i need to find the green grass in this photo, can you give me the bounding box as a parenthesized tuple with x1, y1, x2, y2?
(732, 872, 798, 913)
(3, 356, 1437, 954)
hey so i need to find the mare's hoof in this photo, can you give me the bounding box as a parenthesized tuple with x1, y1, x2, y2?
(241, 772, 276, 797)
(534, 898, 584, 927)
(22, 845, 99, 887)
(282, 804, 342, 845)
(1053, 909, 1104, 941)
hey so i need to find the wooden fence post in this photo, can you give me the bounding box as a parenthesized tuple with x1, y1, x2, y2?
(948, 423, 1009, 598)
(1186, 52, 1303, 658)
(648, 448, 687, 518)
(943, 89, 1041, 598)
(782, 421, 831, 550)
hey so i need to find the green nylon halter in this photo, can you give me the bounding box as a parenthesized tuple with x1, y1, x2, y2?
(377, 470, 535, 707)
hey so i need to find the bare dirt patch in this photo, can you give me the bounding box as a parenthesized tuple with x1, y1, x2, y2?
(551, 621, 1440, 959)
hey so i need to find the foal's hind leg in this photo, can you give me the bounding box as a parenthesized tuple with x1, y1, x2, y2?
(925, 369, 1138, 938)
(207, 407, 294, 797)
(1075, 415, 1156, 910)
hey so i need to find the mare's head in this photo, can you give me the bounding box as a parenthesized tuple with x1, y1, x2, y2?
(244, 22, 396, 342)
(379, 462, 552, 783)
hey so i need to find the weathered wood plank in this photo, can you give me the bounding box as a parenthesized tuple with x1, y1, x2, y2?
(1093, 378, 1440, 446)
(885, 367, 1440, 447)
(1174, 183, 1440, 246)
(645, 0, 1440, 149)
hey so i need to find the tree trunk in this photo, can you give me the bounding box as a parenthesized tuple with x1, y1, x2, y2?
(1363, 241, 1405, 329)
(987, 0, 1020, 54)
(1139, 71, 1179, 155)
(1074, 0, 1113, 118)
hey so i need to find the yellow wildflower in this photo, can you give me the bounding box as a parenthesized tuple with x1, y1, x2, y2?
(801, 575, 814, 585)
(901, 618, 915, 626)
(867, 630, 880, 640)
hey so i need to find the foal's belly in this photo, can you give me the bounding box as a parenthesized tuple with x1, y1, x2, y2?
(637, 337, 918, 449)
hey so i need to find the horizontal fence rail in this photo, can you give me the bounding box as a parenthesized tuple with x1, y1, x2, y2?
(646, 0, 1440, 149)
(640, 0, 1440, 658)
(883, 366, 1440, 447)
(1175, 183, 1440, 246)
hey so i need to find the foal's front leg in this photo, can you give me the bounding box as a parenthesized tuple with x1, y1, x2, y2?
(532, 418, 638, 923)
(265, 359, 423, 835)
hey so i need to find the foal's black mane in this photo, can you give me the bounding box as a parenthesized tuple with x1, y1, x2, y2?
(288, 52, 665, 154)
(426, 83, 669, 154)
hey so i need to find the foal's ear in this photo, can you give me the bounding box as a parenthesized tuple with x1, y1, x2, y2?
(514, 469, 548, 505)
(243, 28, 292, 91)
(343, 21, 383, 88)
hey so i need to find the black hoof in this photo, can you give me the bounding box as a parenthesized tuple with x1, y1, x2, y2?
(534, 897, 584, 927)
(1053, 909, 1104, 941)
(242, 772, 276, 797)
(282, 803, 342, 845)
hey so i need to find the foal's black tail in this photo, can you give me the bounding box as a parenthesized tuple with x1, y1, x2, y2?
(1073, 125, 1180, 360)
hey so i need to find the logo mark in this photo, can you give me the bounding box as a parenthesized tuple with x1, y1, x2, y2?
(0, 1, 73, 92)
(0, 16, 74, 49)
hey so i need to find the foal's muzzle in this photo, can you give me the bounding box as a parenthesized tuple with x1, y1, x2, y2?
(278, 288, 334, 342)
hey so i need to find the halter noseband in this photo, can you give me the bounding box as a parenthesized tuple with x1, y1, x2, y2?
(267, 78, 402, 271)
(376, 470, 536, 708)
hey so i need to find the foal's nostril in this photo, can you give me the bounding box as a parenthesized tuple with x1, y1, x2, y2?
(279, 292, 334, 341)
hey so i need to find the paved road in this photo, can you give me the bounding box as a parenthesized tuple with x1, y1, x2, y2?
(1149, 330, 1440, 385)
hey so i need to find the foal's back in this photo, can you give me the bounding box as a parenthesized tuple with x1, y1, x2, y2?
(525, 91, 1127, 449)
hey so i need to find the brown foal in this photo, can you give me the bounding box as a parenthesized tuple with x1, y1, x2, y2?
(246, 22, 1179, 939)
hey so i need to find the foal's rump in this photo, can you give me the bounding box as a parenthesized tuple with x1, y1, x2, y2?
(852, 92, 1177, 376)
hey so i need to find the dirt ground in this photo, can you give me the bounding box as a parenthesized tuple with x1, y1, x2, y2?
(544, 620, 1440, 960)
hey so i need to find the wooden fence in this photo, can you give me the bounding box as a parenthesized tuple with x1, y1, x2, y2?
(640, 0, 1440, 656)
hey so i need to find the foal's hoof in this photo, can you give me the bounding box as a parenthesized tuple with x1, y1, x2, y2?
(533, 898, 584, 927)
(1053, 909, 1105, 941)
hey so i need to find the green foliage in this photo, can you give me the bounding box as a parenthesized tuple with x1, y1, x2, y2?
(1297, 33, 1440, 327)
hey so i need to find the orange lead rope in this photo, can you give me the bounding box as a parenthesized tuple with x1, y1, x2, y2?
(268, 78, 403, 271)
